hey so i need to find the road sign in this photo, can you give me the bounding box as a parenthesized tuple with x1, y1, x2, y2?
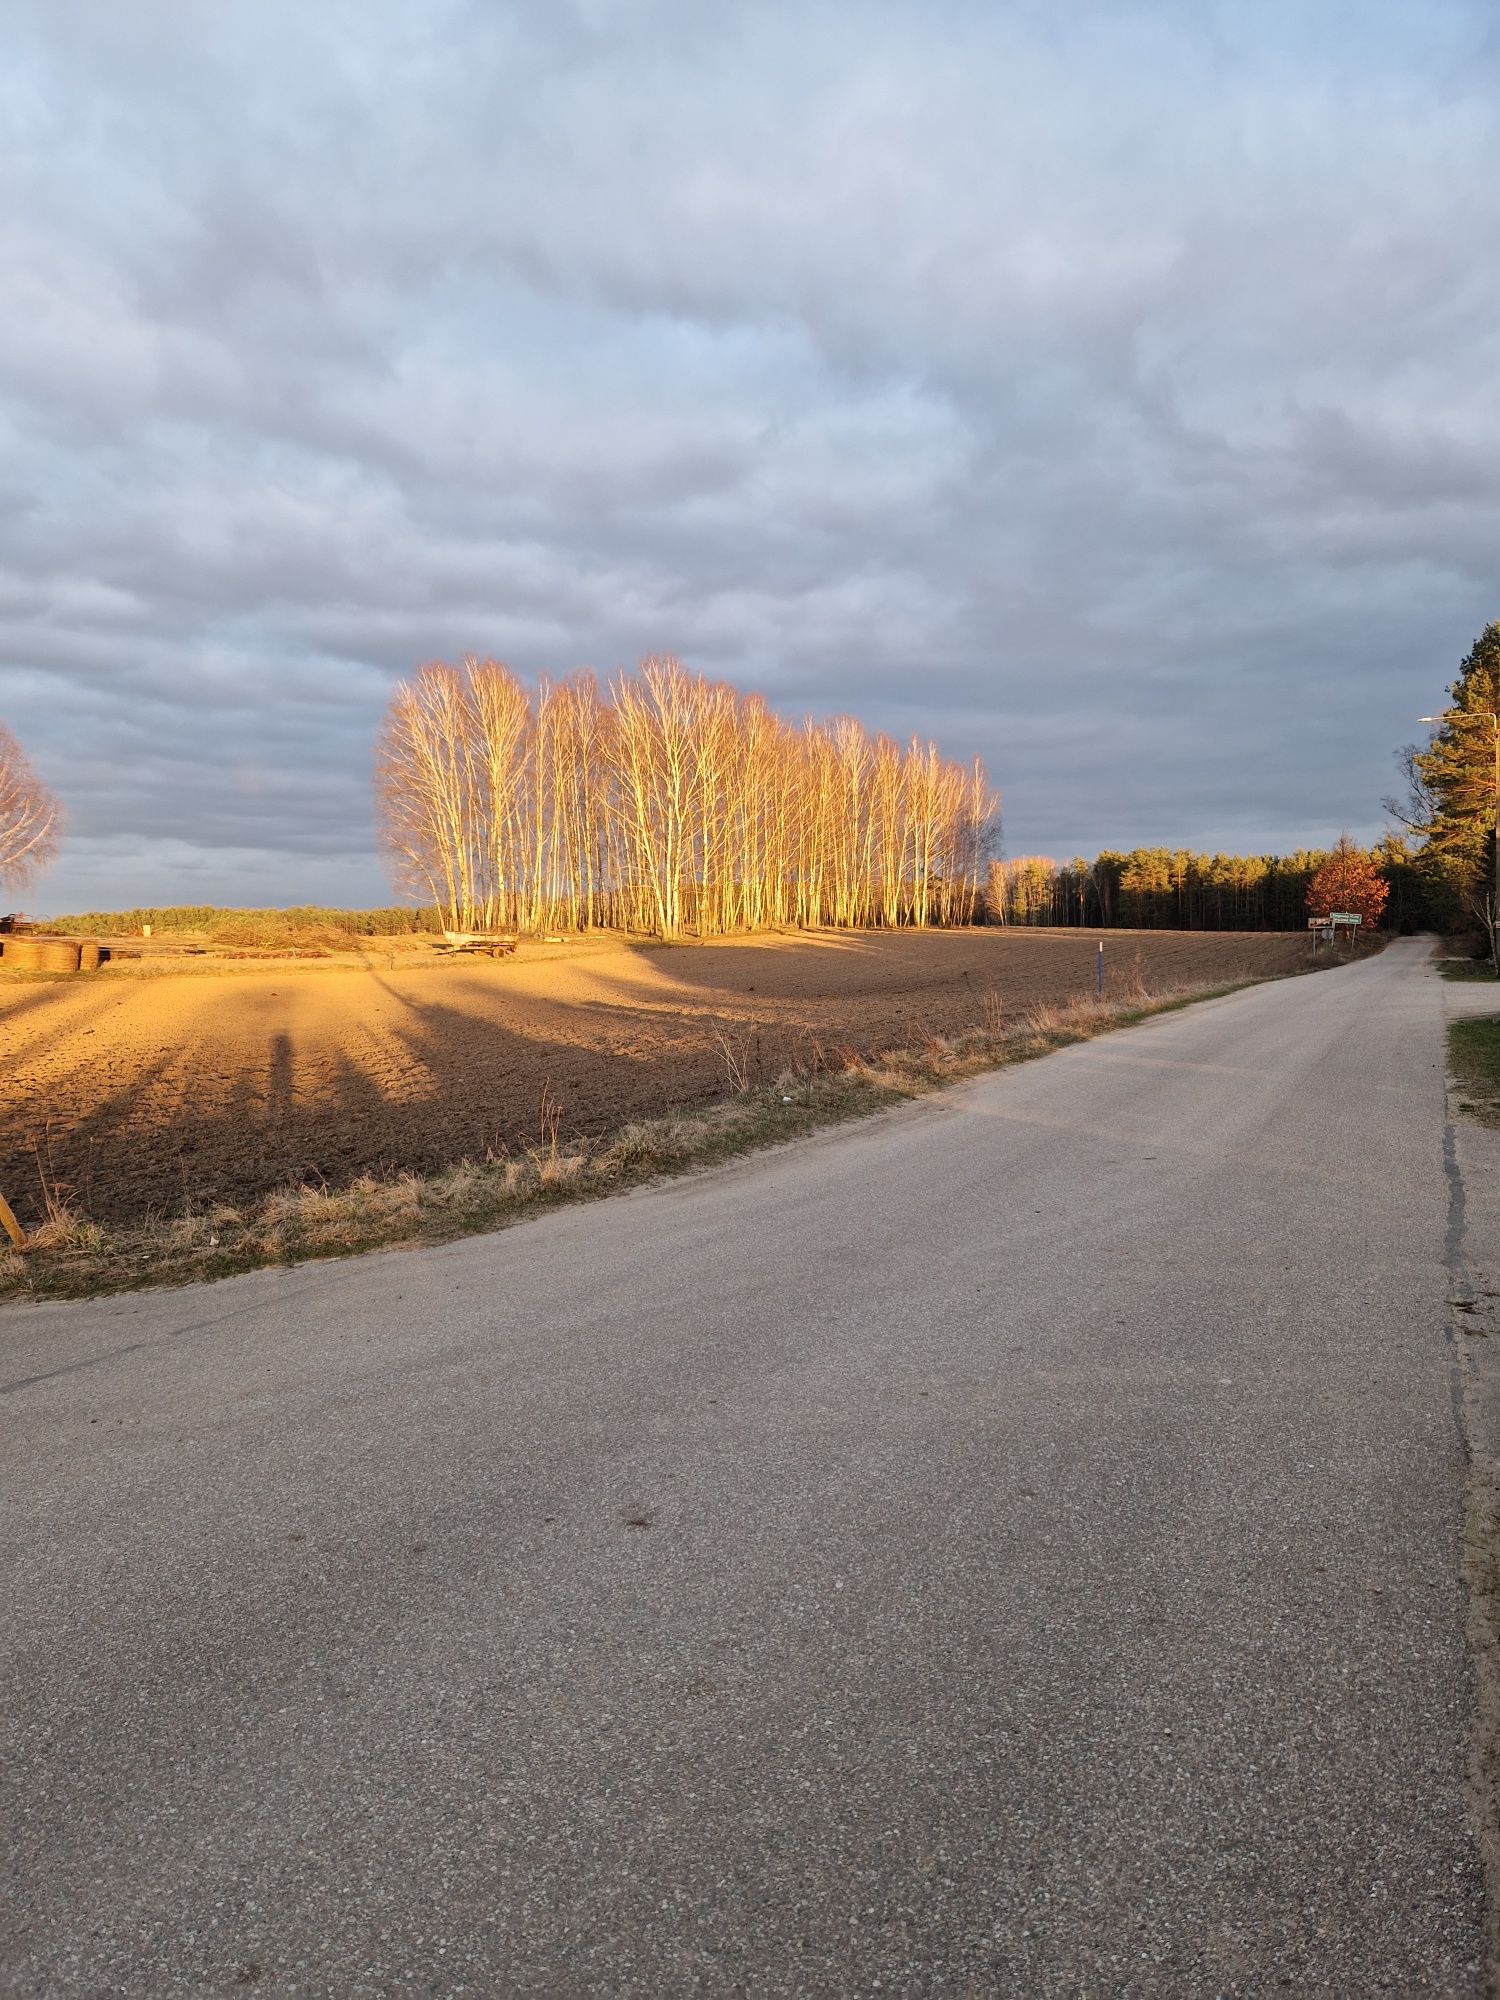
(1328, 911, 1362, 926)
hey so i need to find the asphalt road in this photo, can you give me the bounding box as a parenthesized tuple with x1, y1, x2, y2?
(4, 937, 1490, 1995)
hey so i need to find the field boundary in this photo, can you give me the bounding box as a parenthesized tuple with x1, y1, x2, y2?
(2, 974, 1274, 1303)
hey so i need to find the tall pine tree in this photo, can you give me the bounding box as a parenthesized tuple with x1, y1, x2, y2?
(1402, 622, 1500, 953)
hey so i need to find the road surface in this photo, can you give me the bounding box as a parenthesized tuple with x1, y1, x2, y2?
(3, 938, 1490, 1993)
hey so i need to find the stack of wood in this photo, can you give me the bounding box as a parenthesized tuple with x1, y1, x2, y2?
(437, 931, 518, 959)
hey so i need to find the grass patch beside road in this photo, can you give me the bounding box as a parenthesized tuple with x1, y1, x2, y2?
(1450, 1017, 1500, 1126)
(1, 978, 1257, 1304)
(1464, 1456, 1500, 1993)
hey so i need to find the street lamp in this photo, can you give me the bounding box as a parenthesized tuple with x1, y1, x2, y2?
(1421, 708, 1500, 973)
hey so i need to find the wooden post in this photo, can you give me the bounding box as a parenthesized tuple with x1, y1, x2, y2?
(0, 1192, 27, 1251)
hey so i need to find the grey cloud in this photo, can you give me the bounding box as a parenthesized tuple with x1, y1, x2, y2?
(0, 0, 1496, 908)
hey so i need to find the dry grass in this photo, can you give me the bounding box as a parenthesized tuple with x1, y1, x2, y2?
(1450, 1017, 1500, 1127)
(19, 1137, 108, 1256)
(0, 974, 1253, 1303)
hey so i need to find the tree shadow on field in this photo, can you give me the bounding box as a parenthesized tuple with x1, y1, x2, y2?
(0, 982, 121, 1070)
(593, 927, 1127, 1014)
(0, 973, 733, 1231)
(0, 934, 1304, 1235)
(593, 929, 921, 1005)
(1, 1042, 190, 1231)
(621, 927, 1316, 1009)
(578, 929, 1083, 1046)
(266, 1033, 294, 1125)
(0, 983, 97, 1027)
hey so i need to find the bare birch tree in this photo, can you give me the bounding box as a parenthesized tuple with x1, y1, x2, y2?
(0, 721, 62, 895)
(376, 656, 997, 939)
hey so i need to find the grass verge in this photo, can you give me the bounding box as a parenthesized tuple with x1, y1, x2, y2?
(1464, 1454, 1500, 1994)
(0, 977, 1258, 1304)
(1450, 1017, 1500, 1126)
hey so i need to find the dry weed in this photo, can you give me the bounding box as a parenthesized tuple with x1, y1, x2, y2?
(261, 1187, 310, 1230)
(599, 1125, 660, 1171)
(163, 1214, 221, 1253)
(855, 1061, 925, 1095)
(431, 1161, 485, 1208)
(24, 1186, 106, 1254)
(714, 1031, 751, 1095)
(537, 1082, 562, 1156)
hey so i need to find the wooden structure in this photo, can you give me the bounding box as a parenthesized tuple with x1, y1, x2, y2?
(438, 931, 518, 959)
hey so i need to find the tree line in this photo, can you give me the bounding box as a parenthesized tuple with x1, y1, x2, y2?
(985, 840, 1420, 932)
(47, 906, 442, 939)
(376, 656, 997, 938)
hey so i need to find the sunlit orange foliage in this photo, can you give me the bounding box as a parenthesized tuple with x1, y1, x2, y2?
(1306, 835, 1389, 929)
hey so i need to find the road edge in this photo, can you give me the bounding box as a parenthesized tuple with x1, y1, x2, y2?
(1442, 996, 1500, 1994)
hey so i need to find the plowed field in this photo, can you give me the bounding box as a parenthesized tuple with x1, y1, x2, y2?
(1, 928, 1327, 1229)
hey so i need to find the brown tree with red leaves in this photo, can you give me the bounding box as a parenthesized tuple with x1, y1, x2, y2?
(1306, 835, 1389, 930)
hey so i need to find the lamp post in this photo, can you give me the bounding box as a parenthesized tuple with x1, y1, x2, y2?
(1421, 708, 1500, 974)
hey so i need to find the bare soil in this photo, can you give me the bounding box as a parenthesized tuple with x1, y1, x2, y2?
(1, 927, 1326, 1230)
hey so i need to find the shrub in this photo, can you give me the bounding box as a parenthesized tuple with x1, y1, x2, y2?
(47, 904, 444, 938)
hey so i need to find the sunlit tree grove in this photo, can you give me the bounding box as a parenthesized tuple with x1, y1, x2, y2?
(376, 657, 997, 938)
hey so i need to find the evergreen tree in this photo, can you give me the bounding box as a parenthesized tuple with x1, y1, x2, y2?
(1407, 622, 1500, 877)
(1399, 622, 1500, 951)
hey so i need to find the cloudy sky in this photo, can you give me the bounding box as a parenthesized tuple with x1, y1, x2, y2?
(2, 0, 1497, 911)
